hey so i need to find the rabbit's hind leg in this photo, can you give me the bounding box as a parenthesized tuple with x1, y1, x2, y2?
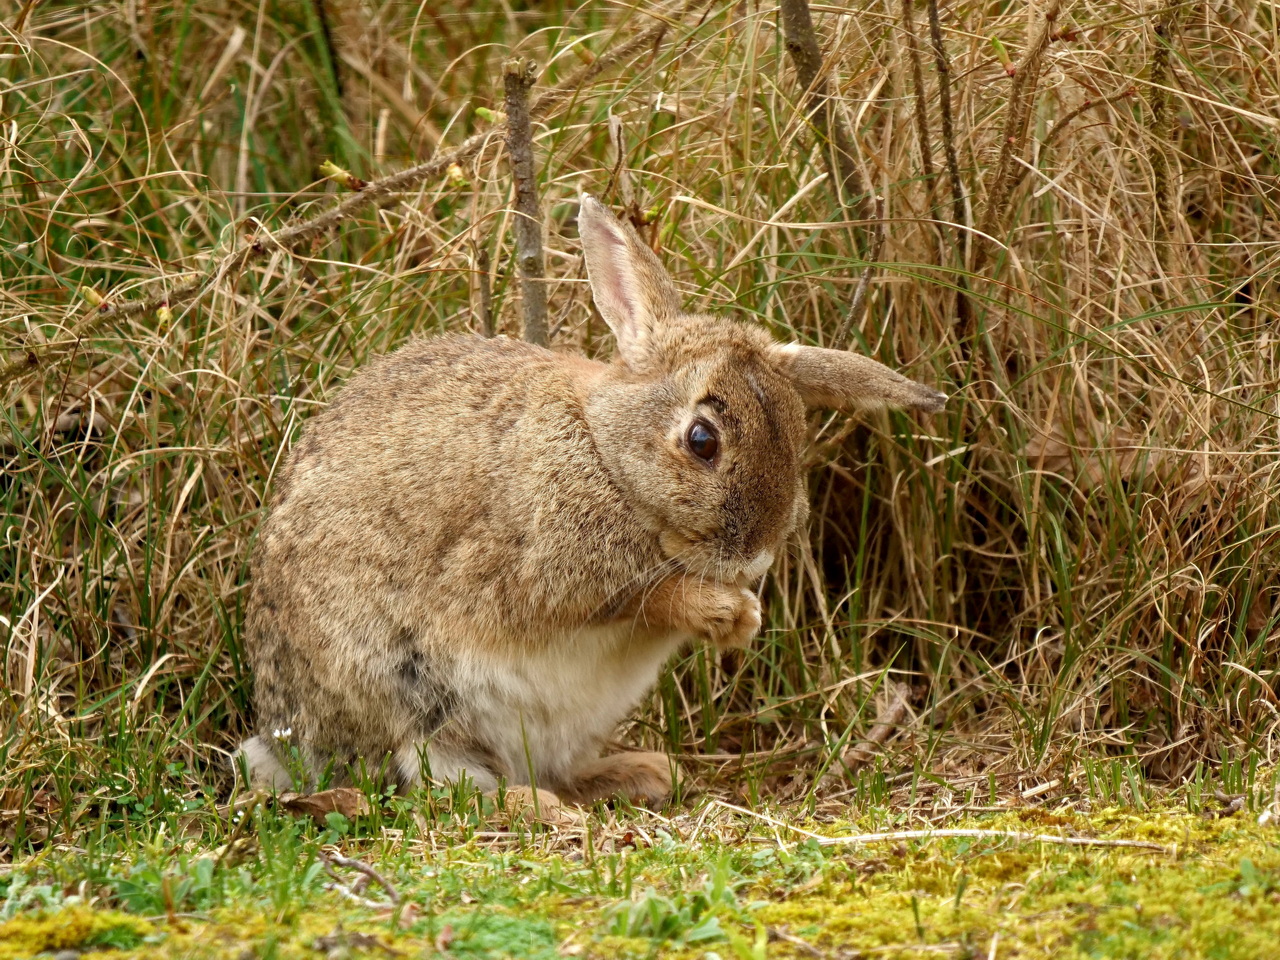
(394, 740, 503, 794)
(558, 752, 676, 807)
(233, 735, 293, 791)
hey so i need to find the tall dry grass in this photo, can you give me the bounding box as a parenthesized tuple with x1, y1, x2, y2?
(3, 0, 1280, 834)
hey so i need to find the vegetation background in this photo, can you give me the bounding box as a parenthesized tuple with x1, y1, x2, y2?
(4, 0, 1280, 857)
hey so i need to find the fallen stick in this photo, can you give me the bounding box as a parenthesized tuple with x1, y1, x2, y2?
(813, 828, 1173, 852)
(321, 849, 401, 906)
(712, 800, 1174, 853)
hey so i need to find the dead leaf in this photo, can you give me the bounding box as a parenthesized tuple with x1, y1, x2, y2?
(52, 408, 109, 436)
(1022, 419, 1207, 493)
(484, 786, 577, 827)
(312, 924, 402, 958)
(434, 924, 454, 952)
(195, 836, 258, 868)
(279, 788, 372, 827)
(373, 901, 421, 930)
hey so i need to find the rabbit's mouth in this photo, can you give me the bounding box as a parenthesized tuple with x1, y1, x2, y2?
(739, 549, 775, 582)
(658, 528, 776, 584)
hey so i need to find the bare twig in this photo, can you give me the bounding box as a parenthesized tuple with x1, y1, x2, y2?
(0, 0, 709, 389)
(1149, 2, 1187, 274)
(768, 927, 825, 957)
(779, 0, 866, 215)
(835, 195, 887, 349)
(321, 849, 401, 907)
(607, 112, 635, 211)
(313, 927, 403, 958)
(924, 0, 974, 336)
(713, 801, 1175, 853)
(839, 679, 910, 769)
(473, 242, 495, 337)
(977, 0, 1064, 246)
(1003, 86, 1136, 198)
(900, 0, 936, 204)
(925, 0, 965, 236)
(504, 57, 548, 347)
(212, 793, 262, 873)
(309, 0, 345, 100)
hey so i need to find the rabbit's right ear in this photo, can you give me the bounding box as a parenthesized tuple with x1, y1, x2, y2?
(579, 194, 684, 370)
(771, 343, 948, 413)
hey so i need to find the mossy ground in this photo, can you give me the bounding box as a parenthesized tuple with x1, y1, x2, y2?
(4, 788, 1279, 959)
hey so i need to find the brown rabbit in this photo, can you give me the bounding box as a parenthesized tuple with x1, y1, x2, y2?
(237, 195, 945, 805)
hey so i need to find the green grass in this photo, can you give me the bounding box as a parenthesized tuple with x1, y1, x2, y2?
(4, 768, 1280, 958)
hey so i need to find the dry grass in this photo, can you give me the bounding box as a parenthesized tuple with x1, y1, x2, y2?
(3, 0, 1280, 843)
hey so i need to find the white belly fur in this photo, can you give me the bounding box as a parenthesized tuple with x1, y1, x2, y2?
(449, 623, 686, 787)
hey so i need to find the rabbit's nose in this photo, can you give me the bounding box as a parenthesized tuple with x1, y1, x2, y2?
(740, 549, 775, 581)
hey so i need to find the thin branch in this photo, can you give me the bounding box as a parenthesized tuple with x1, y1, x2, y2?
(977, 0, 1064, 245)
(1149, 1, 1187, 274)
(504, 57, 548, 347)
(779, 0, 866, 215)
(900, 0, 936, 202)
(835, 195, 887, 350)
(472, 242, 494, 337)
(924, 0, 974, 337)
(712, 801, 1175, 853)
(1003, 85, 1136, 198)
(925, 0, 965, 236)
(838, 678, 910, 769)
(0, 0, 710, 389)
(321, 849, 401, 906)
(309, 0, 345, 100)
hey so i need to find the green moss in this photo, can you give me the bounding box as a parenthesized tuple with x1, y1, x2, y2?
(5, 803, 1280, 959)
(751, 807, 1280, 959)
(0, 907, 152, 960)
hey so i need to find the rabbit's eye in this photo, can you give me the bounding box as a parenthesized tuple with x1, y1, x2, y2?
(686, 420, 719, 463)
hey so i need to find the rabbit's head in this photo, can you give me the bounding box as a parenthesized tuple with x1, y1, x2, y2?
(578, 195, 946, 581)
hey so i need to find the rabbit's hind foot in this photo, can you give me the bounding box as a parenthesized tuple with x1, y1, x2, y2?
(233, 735, 293, 791)
(559, 751, 675, 807)
(394, 741, 501, 794)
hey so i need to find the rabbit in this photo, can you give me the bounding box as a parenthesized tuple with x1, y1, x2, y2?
(236, 194, 945, 806)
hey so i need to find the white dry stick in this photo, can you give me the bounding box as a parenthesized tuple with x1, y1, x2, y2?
(321, 849, 401, 907)
(712, 800, 1175, 853)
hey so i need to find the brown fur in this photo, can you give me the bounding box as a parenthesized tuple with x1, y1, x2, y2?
(238, 195, 944, 804)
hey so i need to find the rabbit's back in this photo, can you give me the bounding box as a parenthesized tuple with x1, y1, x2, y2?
(245, 335, 661, 781)
(258, 335, 653, 628)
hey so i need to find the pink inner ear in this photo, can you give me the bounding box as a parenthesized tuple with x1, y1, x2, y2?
(593, 224, 637, 330)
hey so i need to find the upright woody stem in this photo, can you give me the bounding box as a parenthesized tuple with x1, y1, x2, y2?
(504, 57, 549, 347)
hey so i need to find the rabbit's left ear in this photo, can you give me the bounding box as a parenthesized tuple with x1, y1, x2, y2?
(579, 194, 684, 370)
(771, 343, 947, 413)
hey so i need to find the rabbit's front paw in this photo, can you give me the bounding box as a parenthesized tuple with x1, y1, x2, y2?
(690, 584, 762, 650)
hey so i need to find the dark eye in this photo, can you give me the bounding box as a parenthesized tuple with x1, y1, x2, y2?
(686, 419, 719, 463)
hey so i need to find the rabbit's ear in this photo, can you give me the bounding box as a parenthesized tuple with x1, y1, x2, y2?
(771, 343, 947, 413)
(579, 194, 684, 369)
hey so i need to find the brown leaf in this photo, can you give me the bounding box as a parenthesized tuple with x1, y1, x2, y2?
(1021, 419, 1207, 493)
(483, 786, 577, 827)
(279, 787, 371, 826)
(312, 924, 402, 958)
(373, 901, 421, 930)
(435, 924, 454, 952)
(195, 836, 258, 868)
